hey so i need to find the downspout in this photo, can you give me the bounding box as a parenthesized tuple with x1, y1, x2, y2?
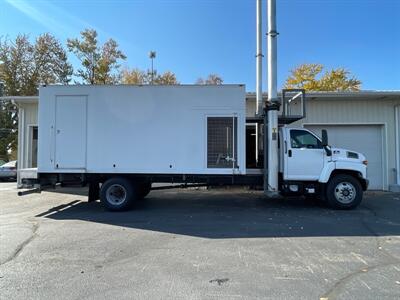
(396, 106, 400, 186)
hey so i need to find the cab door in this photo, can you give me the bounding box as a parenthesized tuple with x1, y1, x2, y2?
(284, 129, 325, 180)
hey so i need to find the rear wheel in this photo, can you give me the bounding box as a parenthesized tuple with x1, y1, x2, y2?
(326, 174, 362, 209)
(100, 177, 138, 211)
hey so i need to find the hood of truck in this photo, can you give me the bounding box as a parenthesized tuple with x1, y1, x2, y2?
(330, 147, 366, 163)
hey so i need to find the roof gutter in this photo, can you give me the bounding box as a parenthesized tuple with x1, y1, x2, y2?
(0, 96, 39, 105)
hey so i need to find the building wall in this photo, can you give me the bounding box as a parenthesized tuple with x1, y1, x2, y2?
(17, 102, 38, 186)
(246, 96, 400, 190)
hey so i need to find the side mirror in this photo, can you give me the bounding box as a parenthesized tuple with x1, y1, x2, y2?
(321, 129, 328, 147)
(321, 129, 332, 156)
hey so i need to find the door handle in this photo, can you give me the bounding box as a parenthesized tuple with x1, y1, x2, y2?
(288, 149, 292, 157)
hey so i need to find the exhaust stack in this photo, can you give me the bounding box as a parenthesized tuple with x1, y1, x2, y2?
(264, 0, 280, 196)
(255, 0, 263, 116)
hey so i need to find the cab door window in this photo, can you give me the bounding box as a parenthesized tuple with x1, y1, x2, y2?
(290, 130, 322, 149)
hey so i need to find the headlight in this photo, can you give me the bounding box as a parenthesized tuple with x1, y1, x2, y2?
(347, 151, 359, 159)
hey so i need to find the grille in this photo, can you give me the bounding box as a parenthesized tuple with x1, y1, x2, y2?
(207, 117, 237, 168)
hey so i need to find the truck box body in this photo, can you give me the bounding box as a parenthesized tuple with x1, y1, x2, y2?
(38, 85, 246, 176)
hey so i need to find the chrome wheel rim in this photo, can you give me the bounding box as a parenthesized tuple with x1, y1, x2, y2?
(334, 182, 356, 204)
(106, 184, 127, 205)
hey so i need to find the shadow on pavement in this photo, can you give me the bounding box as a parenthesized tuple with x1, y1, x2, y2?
(36, 190, 400, 239)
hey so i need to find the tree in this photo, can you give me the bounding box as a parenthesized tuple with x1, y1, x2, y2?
(0, 34, 35, 96)
(33, 33, 72, 86)
(285, 63, 361, 91)
(120, 68, 145, 84)
(154, 70, 178, 85)
(67, 29, 126, 84)
(196, 74, 223, 85)
(0, 33, 72, 161)
(121, 68, 179, 85)
(0, 100, 17, 162)
(318, 68, 362, 92)
(0, 33, 72, 95)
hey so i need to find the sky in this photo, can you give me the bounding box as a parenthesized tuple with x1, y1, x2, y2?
(0, 0, 399, 91)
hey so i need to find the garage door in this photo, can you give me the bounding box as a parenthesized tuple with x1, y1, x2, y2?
(305, 125, 384, 190)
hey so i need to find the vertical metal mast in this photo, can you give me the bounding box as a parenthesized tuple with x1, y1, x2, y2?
(255, 0, 263, 116)
(265, 0, 280, 196)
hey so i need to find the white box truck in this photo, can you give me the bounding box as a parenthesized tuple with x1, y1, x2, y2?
(21, 84, 369, 211)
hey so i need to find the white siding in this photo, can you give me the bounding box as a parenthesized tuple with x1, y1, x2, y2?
(17, 102, 38, 186)
(294, 98, 399, 190)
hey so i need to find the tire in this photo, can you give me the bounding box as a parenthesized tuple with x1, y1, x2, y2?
(326, 174, 363, 209)
(100, 177, 138, 211)
(137, 181, 151, 200)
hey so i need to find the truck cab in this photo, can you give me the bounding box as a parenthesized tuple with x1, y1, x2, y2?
(278, 126, 368, 209)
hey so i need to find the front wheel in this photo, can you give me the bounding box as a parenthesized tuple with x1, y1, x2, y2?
(326, 174, 363, 209)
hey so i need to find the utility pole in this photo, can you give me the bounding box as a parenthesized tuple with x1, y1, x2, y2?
(149, 51, 156, 84)
(265, 0, 280, 197)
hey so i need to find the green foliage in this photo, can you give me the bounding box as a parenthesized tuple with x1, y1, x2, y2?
(121, 68, 179, 85)
(155, 71, 178, 85)
(196, 74, 223, 85)
(0, 100, 17, 162)
(0, 33, 71, 161)
(285, 63, 361, 91)
(34, 33, 73, 86)
(0, 34, 72, 96)
(0, 34, 35, 96)
(67, 29, 126, 84)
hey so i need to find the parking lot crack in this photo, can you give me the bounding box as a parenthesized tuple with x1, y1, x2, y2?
(1, 220, 39, 266)
(209, 278, 229, 286)
(320, 205, 400, 299)
(320, 260, 400, 300)
(360, 206, 400, 262)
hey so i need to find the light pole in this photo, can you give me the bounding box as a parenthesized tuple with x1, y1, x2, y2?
(149, 51, 156, 84)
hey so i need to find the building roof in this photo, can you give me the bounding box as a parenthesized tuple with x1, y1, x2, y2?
(2, 90, 399, 104)
(246, 90, 400, 100)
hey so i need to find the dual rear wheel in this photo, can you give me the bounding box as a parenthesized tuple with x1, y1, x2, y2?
(100, 177, 151, 211)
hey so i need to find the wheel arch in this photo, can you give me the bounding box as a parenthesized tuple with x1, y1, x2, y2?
(329, 169, 368, 191)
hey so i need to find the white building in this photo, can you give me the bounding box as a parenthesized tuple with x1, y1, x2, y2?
(9, 90, 400, 191)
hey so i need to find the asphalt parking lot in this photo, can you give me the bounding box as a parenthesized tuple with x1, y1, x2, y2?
(0, 182, 399, 300)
